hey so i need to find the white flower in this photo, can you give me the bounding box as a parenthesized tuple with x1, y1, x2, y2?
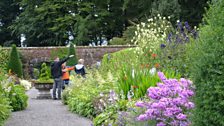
(20, 79, 32, 90)
(149, 67, 157, 75)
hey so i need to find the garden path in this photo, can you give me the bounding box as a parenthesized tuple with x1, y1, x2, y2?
(5, 88, 92, 126)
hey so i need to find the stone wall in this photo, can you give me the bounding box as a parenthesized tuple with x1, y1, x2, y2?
(16, 45, 135, 67)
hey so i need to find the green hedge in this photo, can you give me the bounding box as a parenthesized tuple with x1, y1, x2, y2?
(188, 0, 224, 125)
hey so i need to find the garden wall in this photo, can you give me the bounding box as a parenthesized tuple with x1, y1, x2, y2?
(16, 45, 135, 67)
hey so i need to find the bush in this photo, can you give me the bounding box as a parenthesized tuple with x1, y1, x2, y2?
(7, 45, 23, 78)
(65, 71, 116, 119)
(0, 84, 11, 126)
(100, 48, 137, 76)
(7, 84, 28, 111)
(50, 47, 68, 60)
(109, 37, 126, 45)
(159, 21, 198, 77)
(0, 46, 9, 72)
(188, 1, 224, 125)
(67, 43, 77, 66)
(39, 63, 51, 81)
(135, 72, 194, 125)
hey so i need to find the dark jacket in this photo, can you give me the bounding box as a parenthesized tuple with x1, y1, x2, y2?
(75, 64, 86, 77)
(51, 57, 69, 78)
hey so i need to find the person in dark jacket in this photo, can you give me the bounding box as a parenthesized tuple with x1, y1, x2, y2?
(51, 55, 74, 100)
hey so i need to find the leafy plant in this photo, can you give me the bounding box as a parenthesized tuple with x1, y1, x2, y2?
(34, 62, 53, 84)
(64, 71, 116, 119)
(67, 43, 77, 66)
(50, 47, 68, 60)
(188, 0, 224, 125)
(117, 68, 181, 99)
(6, 83, 28, 111)
(0, 83, 11, 126)
(136, 72, 194, 125)
(0, 46, 9, 72)
(159, 21, 198, 77)
(132, 14, 172, 65)
(7, 44, 23, 78)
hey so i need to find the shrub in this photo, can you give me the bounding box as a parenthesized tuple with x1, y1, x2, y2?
(19, 79, 32, 90)
(0, 46, 9, 72)
(33, 68, 39, 79)
(109, 37, 126, 45)
(159, 21, 198, 77)
(100, 48, 137, 76)
(188, 0, 224, 125)
(50, 47, 68, 60)
(7, 45, 23, 78)
(65, 71, 116, 119)
(67, 43, 77, 66)
(0, 84, 11, 126)
(132, 14, 172, 65)
(6, 84, 28, 111)
(38, 63, 51, 81)
(136, 72, 194, 125)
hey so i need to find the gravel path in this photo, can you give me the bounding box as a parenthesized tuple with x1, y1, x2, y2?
(5, 88, 92, 126)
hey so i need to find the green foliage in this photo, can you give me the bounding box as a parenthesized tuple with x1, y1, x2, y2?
(151, 0, 181, 24)
(33, 68, 39, 79)
(7, 0, 209, 46)
(187, 0, 224, 125)
(50, 47, 68, 60)
(109, 37, 126, 45)
(100, 48, 137, 76)
(0, 84, 11, 126)
(6, 84, 28, 111)
(93, 99, 128, 126)
(7, 45, 23, 78)
(117, 69, 180, 99)
(67, 43, 77, 66)
(38, 63, 51, 81)
(64, 71, 116, 119)
(0, 0, 20, 46)
(0, 46, 9, 72)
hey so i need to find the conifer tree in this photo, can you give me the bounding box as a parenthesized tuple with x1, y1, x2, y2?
(8, 44, 23, 78)
(67, 43, 77, 66)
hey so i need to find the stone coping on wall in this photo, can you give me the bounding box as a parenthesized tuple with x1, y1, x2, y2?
(2, 45, 136, 49)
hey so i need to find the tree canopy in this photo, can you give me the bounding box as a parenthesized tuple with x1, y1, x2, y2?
(0, 0, 210, 46)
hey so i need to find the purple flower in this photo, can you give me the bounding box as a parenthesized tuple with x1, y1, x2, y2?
(157, 122, 166, 126)
(160, 44, 166, 48)
(137, 114, 148, 121)
(184, 21, 191, 32)
(135, 101, 145, 108)
(184, 102, 195, 109)
(158, 72, 166, 82)
(176, 113, 187, 120)
(136, 72, 194, 125)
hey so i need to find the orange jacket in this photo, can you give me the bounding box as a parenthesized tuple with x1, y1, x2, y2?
(62, 66, 75, 80)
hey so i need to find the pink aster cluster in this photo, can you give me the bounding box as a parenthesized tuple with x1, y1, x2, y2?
(136, 72, 194, 126)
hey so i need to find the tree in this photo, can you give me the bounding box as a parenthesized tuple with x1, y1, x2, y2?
(179, 0, 210, 26)
(67, 43, 77, 66)
(8, 44, 23, 78)
(0, 0, 20, 46)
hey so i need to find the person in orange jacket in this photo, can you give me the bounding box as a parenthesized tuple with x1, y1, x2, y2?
(62, 62, 75, 89)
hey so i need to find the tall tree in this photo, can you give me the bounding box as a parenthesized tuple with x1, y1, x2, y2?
(0, 0, 20, 46)
(179, 0, 210, 26)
